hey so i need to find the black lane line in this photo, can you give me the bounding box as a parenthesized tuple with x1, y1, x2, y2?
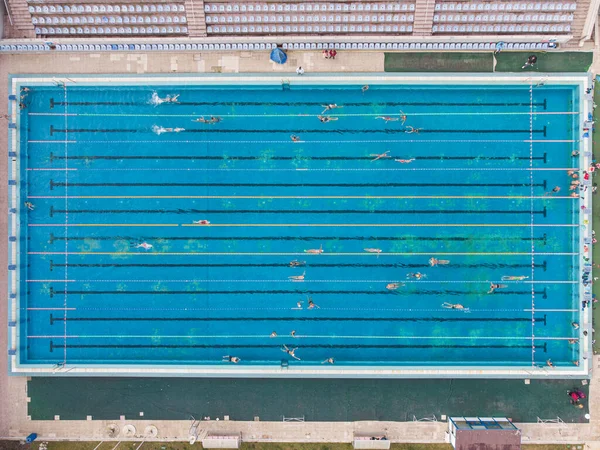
(49, 316, 541, 323)
(50, 180, 548, 188)
(49, 233, 548, 243)
(50, 154, 547, 161)
(50, 126, 547, 135)
(50, 261, 548, 271)
(48, 287, 548, 298)
(50, 100, 548, 107)
(49, 207, 548, 216)
(49, 342, 540, 351)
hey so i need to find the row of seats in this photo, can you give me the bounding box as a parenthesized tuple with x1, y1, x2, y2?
(29, 4, 185, 14)
(207, 24, 413, 33)
(204, 2, 415, 13)
(433, 13, 573, 22)
(0, 41, 550, 53)
(206, 14, 415, 24)
(35, 26, 187, 35)
(434, 2, 576, 11)
(33, 15, 187, 25)
(432, 23, 570, 32)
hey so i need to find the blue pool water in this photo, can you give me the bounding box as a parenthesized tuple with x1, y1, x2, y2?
(18, 82, 581, 369)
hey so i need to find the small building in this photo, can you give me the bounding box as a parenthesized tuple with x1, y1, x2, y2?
(448, 417, 521, 450)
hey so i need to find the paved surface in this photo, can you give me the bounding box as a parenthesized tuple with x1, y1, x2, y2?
(0, 48, 599, 445)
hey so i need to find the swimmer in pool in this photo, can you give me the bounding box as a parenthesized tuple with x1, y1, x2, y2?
(362, 85, 369, 93)
(270, 331, 277, 338)
(291, 134, 301, 142)
(288, 271, 306, 281)
(395, 158, 415, 164)
(322, 357, 335, 364)
(24, 201, 35, 211)
(318, 115, 338, 123)
(321, 104, 341, 114)
(488, 283, 507, 293)
(399, 110, 407, 125)
(370, 151, 391, 162)
(304, 245, 324, 254)
(308, 297, 320, 309)
(291, 330, 297, 338)
(429, 258, 450, 267)
(376, 116, 399, 122)
(405, 126, 421, 134)
(281, 344, 301, 360)
(223, 355, 240, 363)
(364, 248, 382, 257)
(289, 260, 306, 267)
(545, 186, 561, 196)
(193, 220, 210, 225)
(501, 275, 529, 281)
(193, 116, 210, 123)
(442, 302, 465, 310)
(406, 272, 426, 280)
(386, 283, 402, 290)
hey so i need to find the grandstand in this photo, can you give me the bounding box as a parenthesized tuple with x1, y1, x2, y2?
(1, 0, 598, 48)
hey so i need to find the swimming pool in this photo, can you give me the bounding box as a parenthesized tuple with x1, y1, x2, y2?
(7, 74, 593, 378)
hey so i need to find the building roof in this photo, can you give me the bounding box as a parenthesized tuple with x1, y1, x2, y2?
(455, 429, 521, 450)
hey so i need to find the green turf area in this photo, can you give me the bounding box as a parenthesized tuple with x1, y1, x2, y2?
(383, 51, 592, 73)
(384, 52, 493, 72)
(494, 52, 593, 72)
(0, 443, 582, 450)
(27, 377, 589, 423)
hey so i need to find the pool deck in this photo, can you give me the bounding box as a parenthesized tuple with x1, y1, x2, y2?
(1, 46, 600, 445)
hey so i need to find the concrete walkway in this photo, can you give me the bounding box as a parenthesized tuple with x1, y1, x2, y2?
(0, 48, 597, 446)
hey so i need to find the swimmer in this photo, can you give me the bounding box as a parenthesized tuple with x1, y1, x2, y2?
(19, 102, 26, 110)
(405, 126, 421, 134)
(429, 258, 450, 266)
(321, 104, 341, 114)
(501, 275, 529, 281)
(193, 116, 210, 123)
(21, 87, 30, 93)
(442, 302, 465, 310)
(193, 220, 210, 225)
(270, 331, 277, 338)
(291, 330, 297, 338)
(568, 338, 578, 344)
(568, 170, 579, 179)
(375, 116, 399, 122)
(546, 358, 554, 368)
(296, 301, 303, 309)
(364, 248, 382, 257)
(291, 134, 301, 142)
(399, 110, 407, 125)
(572, 322, 580, 329)
(166, 94, 180, 103)
(308, 298, 320, 309)
(386, 283, 403, 290)
(370, 151, 391, 162)
(223, 355, 240, 363)
(572, 151, 580, 157)
(395, 158, 415, 164)
(488, 283, 507, 293)
(545, 186, 560, 196)
(135, 242, 153, 251)
(173, 127, 185, 133)
(406, 272, 426, 279)
(318, 115, 338, 123)
(362, 85, 369, 93)
(304, 244, 324, 254)
(322, 357, 335, 364)
(281, 344, 301, 360)
(24, 201, 35, 211)
(209, 116, 222, 124)
(288, 271, 306, 281)
(289, 260, 306, 267)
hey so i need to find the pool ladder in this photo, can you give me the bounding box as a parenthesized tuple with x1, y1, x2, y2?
(281, 79, 291, 91)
